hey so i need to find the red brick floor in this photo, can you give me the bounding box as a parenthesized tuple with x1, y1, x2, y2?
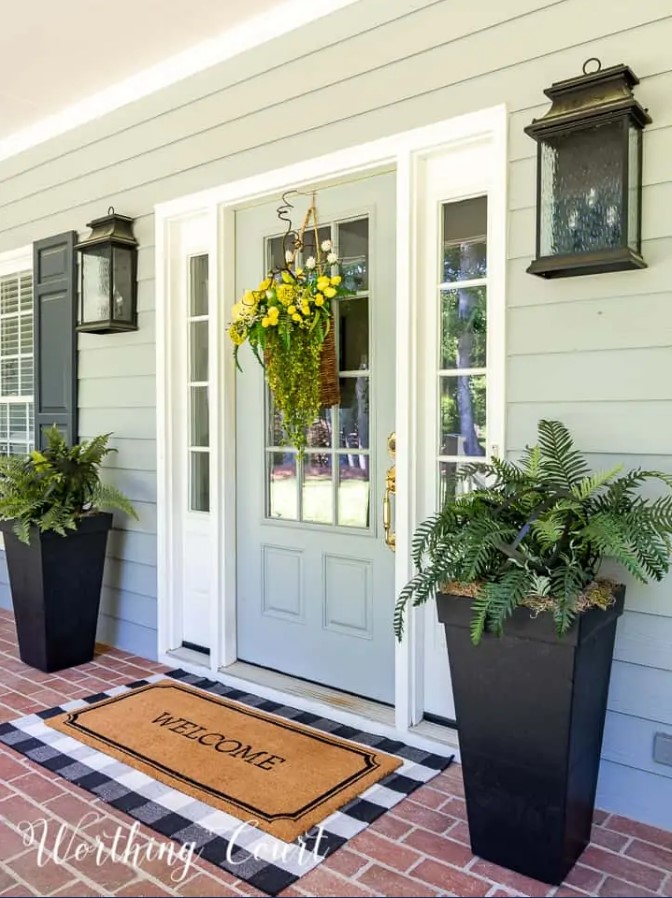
(0, 609, 669, 898)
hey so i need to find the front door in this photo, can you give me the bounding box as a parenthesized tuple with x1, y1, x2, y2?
(234, 173, 396, 703)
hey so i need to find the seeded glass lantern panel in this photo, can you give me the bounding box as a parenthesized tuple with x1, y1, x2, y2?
(76, 209, 138, 333)
(526, 61, 651, 278)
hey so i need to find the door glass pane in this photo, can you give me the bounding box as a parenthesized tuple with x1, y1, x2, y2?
(338, 219, 369, 292)
(190, 386, 209, 447)
(307, 407, 333, 450)
(267, 236, 286, 272)
(190, 321, 209, 382)
(442, 197, 487, 281)
(439, 375, 486, 457)
(339, 298, 369, 371)
(338, 456, 370, 527)
(189, 255, 209, 316)
(299, 226, 331, 266)
(302, 454, 333, 524)
(339, 376, 369, 449)
(268, 451, 298, 520)
(267, 391, 289, 446)
(190, 452, 210, 512)
(440, 287, 487, 369)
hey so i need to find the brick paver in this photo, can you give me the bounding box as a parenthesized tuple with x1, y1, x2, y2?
(0, 608, 669, 897)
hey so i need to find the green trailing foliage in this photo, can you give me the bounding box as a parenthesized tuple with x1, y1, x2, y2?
(395, 419, 672, 644)
(0, 427, 138, 544)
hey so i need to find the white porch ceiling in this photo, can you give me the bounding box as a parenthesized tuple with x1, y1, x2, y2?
(0, 0, 358, 158)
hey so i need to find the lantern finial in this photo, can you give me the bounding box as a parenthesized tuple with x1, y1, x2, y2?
(582, 57, 602, 76)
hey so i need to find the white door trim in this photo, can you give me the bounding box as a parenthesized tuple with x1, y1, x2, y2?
(155, 103, 507, 741)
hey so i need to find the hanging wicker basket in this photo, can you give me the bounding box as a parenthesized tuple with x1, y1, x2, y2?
(295, 196, 340, 410)
(319, 323, 340, 408)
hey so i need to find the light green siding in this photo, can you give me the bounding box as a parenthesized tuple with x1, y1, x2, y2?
(0, 0, 670, 826)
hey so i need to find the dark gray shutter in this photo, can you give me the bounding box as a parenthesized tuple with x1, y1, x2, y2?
(33, 232, 78, 448)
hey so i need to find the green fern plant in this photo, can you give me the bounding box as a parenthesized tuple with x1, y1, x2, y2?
(395, 419, 672, 644)
(0, 427, 138, 544)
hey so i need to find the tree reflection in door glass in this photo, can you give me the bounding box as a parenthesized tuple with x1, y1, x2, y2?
(339, 377, 369, 449)
(267, 451, 298, 520)
(267, 390, 290, 447)
(439, 375, 486, 457)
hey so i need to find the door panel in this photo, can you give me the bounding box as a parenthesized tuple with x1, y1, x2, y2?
(235, 173, 396, 703)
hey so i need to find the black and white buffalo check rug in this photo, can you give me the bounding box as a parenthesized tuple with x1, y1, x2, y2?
(0, 669, 453, 895)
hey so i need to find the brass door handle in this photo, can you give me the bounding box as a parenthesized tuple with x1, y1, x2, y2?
(383, 463, 396, 551)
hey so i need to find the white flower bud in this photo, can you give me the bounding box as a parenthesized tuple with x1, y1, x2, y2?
(327, 252, 338, 265)
(320, 239, 332, 252)
(305, 256, 316, 269)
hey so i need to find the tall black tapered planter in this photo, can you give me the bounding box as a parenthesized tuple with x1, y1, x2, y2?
(438, 587, 624, 885)
(1, 513, 113, 673)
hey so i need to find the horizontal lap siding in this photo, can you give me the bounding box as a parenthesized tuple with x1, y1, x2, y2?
(0, 0, 669, 822)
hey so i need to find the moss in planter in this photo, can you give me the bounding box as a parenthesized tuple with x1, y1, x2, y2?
(439, 577, 619, 615)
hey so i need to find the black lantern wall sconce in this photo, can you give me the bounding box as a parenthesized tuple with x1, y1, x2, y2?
(525, 59, 651, 279)
(76, 208, 138, 333)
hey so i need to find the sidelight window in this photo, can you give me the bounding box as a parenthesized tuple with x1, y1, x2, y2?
(437, 196, 488, 505)
(187, 254, 210, 512)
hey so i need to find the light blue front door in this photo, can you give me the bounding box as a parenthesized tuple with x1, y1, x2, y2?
(235, 173, 397, 703)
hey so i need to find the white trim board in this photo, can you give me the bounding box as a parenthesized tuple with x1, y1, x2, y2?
(0, 245, 32, 277)
(0, 0, 362, 164)
(156, 108, 507, 219)
(155, 104, 507, 747)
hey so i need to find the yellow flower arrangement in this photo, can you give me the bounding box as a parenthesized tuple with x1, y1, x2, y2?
(227, 239, 353, 454)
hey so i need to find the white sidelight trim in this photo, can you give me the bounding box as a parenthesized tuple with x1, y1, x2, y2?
(415, 131, 508, 722)
(156, 104, 508, 744)
(218, 206, 239, 667)
(0, 0, 362, 164)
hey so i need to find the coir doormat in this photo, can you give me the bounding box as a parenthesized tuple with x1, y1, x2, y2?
(0, 670, 453, 895)
(45, 678, 401, 842)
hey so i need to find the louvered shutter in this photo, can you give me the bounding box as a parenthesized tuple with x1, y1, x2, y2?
(33, 232, 78, 448)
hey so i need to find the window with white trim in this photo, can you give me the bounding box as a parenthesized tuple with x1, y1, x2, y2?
(0, 269, 34, 455)
(436, 196, 488, 505)
(187, 254, 210, 512)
